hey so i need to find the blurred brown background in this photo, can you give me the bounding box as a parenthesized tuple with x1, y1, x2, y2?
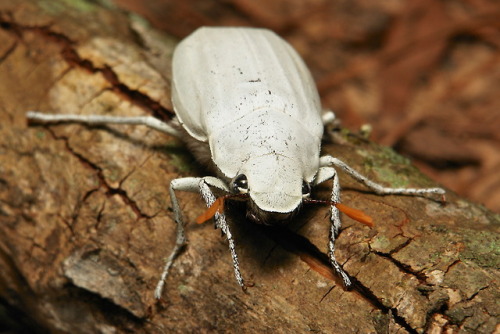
(113, 0, 500, 213)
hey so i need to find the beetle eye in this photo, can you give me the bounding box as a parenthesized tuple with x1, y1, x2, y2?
(232, 174, 248, 194)
(302, 181, 311, 198)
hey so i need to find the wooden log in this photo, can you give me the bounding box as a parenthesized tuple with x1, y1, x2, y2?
(0, 1, 498, 333)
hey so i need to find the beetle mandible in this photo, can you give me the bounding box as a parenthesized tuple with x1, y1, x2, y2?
(27, 27, 445, 299)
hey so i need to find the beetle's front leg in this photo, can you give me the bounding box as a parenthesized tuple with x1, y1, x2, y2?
(314, 167, 352, 287)
(155, 176, 244, 299)
(198, 180, 244, 289)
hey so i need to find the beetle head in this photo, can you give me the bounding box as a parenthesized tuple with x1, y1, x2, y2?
(231, 154, 313, 224)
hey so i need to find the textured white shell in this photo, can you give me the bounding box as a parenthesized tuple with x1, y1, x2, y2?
(172, 27, 323, 213)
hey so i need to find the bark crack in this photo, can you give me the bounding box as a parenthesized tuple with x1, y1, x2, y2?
(46, 128, 154, 221)
(0, 36, 17, 64)
(350, 277, 420, 334)
(0, 16, 170, 223)
(368, 237, 430, 284)
(261, 224, 422, 332)
(0, 16, 173, 122)
(372, 249, 429, 283)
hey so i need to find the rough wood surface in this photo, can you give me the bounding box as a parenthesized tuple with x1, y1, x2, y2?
(0, 1, 498, 333)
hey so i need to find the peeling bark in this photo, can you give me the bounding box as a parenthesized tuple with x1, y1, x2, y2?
(0, 1, 498, 333)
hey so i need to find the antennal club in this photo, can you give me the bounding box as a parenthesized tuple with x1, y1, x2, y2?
(305, 199, 374, 227)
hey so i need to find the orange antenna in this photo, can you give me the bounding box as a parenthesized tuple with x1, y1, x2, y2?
(196, 193, 248, 224)
(305, 199, 374, 227)
(196, 196, 225, 224)
(334, 203, 373, 227)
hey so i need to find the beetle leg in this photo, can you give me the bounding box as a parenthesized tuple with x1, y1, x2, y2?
(327, 169, 353, 287)
(155, 176, 243, 299)
(26, 111, 182, 138)
(314, 167, 352, 287)
(320, 156, 445, 197)
(199, 180, 244, 289)
(155, 177, 194, 299)
(315, 156, 446, 289)
(321, 110, 336, 125)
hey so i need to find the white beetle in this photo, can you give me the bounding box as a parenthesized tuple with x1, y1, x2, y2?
(27, 27, 445, 299)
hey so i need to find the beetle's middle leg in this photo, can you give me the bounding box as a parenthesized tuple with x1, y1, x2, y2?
(155, 176, 244, 299)
(27, 111, 182, 138)
(320, 156, 445, 197)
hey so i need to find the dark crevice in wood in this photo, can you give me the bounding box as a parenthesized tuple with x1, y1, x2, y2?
(0, 16, 174, 122)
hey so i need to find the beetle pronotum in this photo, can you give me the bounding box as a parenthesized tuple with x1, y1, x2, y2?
(27, 27, 445, 299)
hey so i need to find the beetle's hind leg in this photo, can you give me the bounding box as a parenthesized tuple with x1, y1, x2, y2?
(26, 111, 182, 138)
(155, 176, 244, 299)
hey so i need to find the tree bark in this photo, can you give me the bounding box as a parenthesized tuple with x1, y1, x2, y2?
(0, 1, 498, 333)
